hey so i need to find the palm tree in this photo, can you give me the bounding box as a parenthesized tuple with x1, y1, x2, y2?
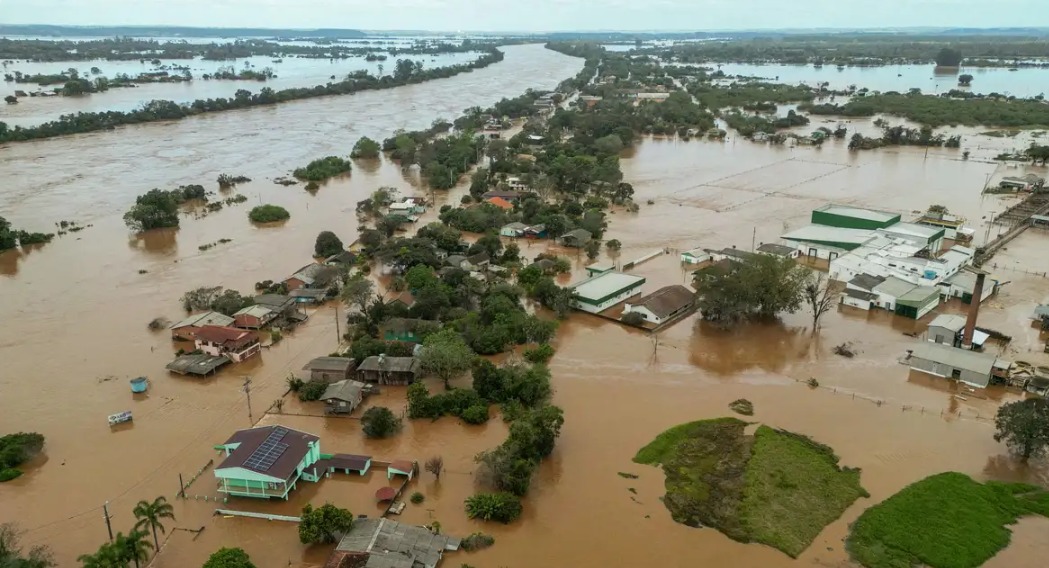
(132, 496, 175, 552)
(113, 530, 152, 568)
(77, 543, 125, 568)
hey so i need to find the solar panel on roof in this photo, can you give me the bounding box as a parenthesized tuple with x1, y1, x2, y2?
(242, 427, 293, 472)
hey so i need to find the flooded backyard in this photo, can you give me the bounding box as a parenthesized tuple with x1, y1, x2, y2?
(3, 42, 1049, 567)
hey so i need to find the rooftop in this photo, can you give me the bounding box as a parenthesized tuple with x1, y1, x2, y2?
(881, 222, 944, 241)
(303, 356, 355, 373)
(815, 204, 899, 223)
(909, 342, 997, 376)
(170, 311, 234, 330)
(561, 228, 592, 242)
(757, 243, 796, 256)
(332, 518, 460, 568)
(234, 305, 275, 319)
(781, 225, 873, 246)
(321, 380, 365, 403)
(165, 353, 229, 375)
(254, 294, 294, 310)
(194, 325, 258, 348)
(357, 355, 419, 374)
(898, 286, 940, 304)
(571, 270, 646, 302)
(873, 276, 917, 298)
(288, 263, 338, 286)
(928, 314, 967, 333)
(628, 285, 695, 318)
(217, 425, 318, 480)
(844, 289, 878, 301)
(849, 273, 886, 291)
(486, 196, 513, 210)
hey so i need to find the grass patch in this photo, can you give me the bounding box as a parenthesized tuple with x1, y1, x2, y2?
(635, 418, 865, 558)
(741, 426, 868, 557)
(847, 472, 1049, 568)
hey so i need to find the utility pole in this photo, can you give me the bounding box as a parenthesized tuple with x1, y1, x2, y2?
(103, 501, 114, 542)
(334, 303, 341, 345)
(751, 227, 756, 252)
(243, 377, 253, 426)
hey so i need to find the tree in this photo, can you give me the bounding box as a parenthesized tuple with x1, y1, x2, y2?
(694, 254, 807, 325)
(132, 496, 175, 551)
(351, 136, 381, 159)
(202, 547, 256, 568)
(605, 239, 622, 252)
(464, 492, 523, 523)
(209, 289, 254, 317)
(584, 240, 601, 260)
(123, 189, 180, 231)
(4, 95, 17, 104)
(77, 543, 124, 568)
(361, 406, 401, 438)
(248, 204, 290, 223)
(958, 74, 974, 86)
(803, 271, 839, 332)
(314, 231, 343, 258)
(341, 274, 374, 314)
(298, 503, 353, 544)
(0, 523, 55, 568)
(419, 329, 475, 389)
(113, 530, 152, 568)
(425, 456, 444, 480)
(994, 398, 1049, 461)
(935, 47, 963, 67)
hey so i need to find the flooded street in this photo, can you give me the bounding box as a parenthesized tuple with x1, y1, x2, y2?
(4, 41, 1049, 567)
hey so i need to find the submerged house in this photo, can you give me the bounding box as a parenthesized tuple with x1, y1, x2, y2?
(233, 304, 277, 330)
(284, 263, 339, 292)
(325, 517, 460, 568)
(907, 342, 1006, 389)
(557, 229, 592, 248)
(170, 311, 235, 341)
(321, 380, 366, 415)
(194, 325, 261, 362)
(357, 354, 420, 385)
(569, 270, 646, 314)
(302, 356, 356, 383)
(213, 425, 321, 499)
(623, 285, 696, 325)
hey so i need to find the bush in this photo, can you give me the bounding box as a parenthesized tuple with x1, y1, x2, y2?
(465, 492, 523, 523)
(314, 231, 344, 257)
(298, 503, 353, 544)
(461, 405, 490, 425)
(248, 204, 290, 223)
(621, 311, 645, 326)
(203, 547, 256, 568)
(351, 136, 381, 159)
(298, 380, 327, 401)
(460, 533, 495, 551)
(0, 468, 22, 482)
(361, 406, 402, 438)
(293, 156, 352, 181)
(410, 491, 425, 504)
(523, 343, 555, 364)
(286, 376, 305, 392)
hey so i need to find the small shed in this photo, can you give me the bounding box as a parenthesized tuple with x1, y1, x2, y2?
(841, 289, 877, 311)
(463, 252, 490, 271)
(757, 243, 801, 259)
(926, 314, 966, 346)
(523, 224, 548, 239)
(324, 251, 358, 266)
(311, 453, 371, 478)
(500, 222, 528, 238)
(321, 380, 365, 414)
(907, 342, 998, 388)
(302, 357, 356, 382)
(895, 286, 940, 320)
(357, 355, 420, 385)
(558, 229, 592, 248)
(680, 248, 711, 265)
(387, 460, 415, 480)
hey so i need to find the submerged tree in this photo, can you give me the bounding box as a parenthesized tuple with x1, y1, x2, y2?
(0, 523, 55, 568)
(132, 496, 175, 551)
(314, 231, 344, 258)
(298, 503, 353, 544)
(994, 398, 1049, 461)
(425, 456, 444, 480)
(693, 253, 808, 326)
(804, 271, 840, 333)
(202, 547, 256, 568)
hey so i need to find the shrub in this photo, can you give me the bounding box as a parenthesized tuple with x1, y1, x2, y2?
(465, 492, 523, 523)
(460, 533, 495, 551)
(203, 547, 256, 568)
(729, 399, 754, 416)
(286, 376, 305, 392)
(461, 405, 490, 425)
(523, 343, 555, 364)
(361, 406, 402, 438)
(351, 136, 381, 159)
(314, 231, 344, 257)
(298, 380, 327, 401)
(293, 156, 352, 181)
(298, 503, 353, 544)
(621, 312, 645, 326)
(0, 468, 22, 482)
(248, 204, 290, 223)
(410, 491, 425, 504)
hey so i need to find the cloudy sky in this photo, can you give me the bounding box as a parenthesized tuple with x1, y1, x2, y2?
(1, 0, 1047, 32)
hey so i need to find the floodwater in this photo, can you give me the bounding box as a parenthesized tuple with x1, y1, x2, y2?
(0, 51, 484, 127)
(713, 62, 1049, 98)
(4, 42, 1049, 567)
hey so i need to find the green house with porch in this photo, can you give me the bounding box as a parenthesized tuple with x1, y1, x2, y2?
(213, 425, 322, 499)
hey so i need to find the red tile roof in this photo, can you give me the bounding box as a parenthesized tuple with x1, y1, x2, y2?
(195, 325, 258, 349)
(486, 196, 513, 210)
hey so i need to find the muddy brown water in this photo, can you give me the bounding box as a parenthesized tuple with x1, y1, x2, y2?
(4, 44, 1049, 566)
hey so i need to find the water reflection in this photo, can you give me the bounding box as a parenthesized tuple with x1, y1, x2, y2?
(983, 454, 1049, 486)
(127, 227, 179, 255)
(0, 249, 23, 276)
(689, 319, 812, 375)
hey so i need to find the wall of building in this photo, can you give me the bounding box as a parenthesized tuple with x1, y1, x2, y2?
(792, 242, 848, 260)
(910, 357, 990, 388)
(573, 287, 642, 314)
(623, 305, 662, 323)
(812, 210, 899, 230)
(841, 295, 872, 311)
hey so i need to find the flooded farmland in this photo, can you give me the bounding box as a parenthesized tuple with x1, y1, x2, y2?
(3, 40, 1049, 568)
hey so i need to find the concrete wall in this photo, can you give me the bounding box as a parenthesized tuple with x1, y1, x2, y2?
(623, 305, 662, 323)
(841, 295, 872, 311)
(572, 288, 642, 314)
(927, 325, 957, 346)
(909, 357, 990, 388)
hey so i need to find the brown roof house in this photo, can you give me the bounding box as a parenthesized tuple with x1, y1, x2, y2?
(623, 285, 696, 325)
(557, 228, 592, 248)
(213, 425, 322, 499)
(357, 354, 420, 385)
(325, 517, 460, 568)
(170, 311, 234, 341)
(194, 325, 261, 363)
(321, 380, 367, 415)
(302, 356, 357, 383)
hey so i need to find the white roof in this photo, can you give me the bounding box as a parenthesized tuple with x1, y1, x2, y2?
(909, 342, 997, 376)
(389, 202, 414, 210)
(171, 311, 234, 329)
(782, 225, 873, 246)
(881, 222, 943, 241)
(816, 204, 898, 223)
(874, 276, 917, 298)
(928, 314, 966, 333)
(234, 305, 275, 318)
(571, 271, 645, 301)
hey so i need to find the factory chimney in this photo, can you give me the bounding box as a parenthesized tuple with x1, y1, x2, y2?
(961, 269, 987, 350)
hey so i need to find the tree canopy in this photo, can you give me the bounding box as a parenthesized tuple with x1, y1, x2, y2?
(202, 547, 256, 568)
(248, 204, 290, 223)
(314, 231, 344, 258)
(293, 156, 352, 181)
(994, 398, 1049, 461)
(693, 254, 808, 325)
(418, 329, 475, 388)
(298, 503, 353, 544)
(361, 406, 401, 439)
(935, 47, 963, 67)
(351, 136, 381, 159)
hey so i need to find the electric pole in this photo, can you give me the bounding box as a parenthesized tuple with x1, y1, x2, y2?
(335, 303, 341, 345)
(243, 377, 253, 426)
(103, 501, 114, 542)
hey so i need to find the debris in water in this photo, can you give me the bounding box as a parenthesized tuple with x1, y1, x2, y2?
(729, 398, 754, 416)
(833, 342, 856, 358)
(617, 472, 639, 479)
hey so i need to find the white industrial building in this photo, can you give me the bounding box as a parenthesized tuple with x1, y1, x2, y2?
(569, 271, 646, 314)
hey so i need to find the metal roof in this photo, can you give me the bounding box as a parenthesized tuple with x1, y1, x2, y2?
(170, 311, 234, 329)
(334, 518, 459, 568)
(928, 314, 966, 333)
(321, 380, 364, 403)
(757, 243, 796, 256)
(849, 273, 886, 291)
(815, 204, 899, 223)
(234, 305, 274, 319)
(627, 285, 695, 318)
(303, 356, 355, 373)
(898, 286, 940, 304)
(570, 271, 646, 302)
(881, 222, 944, 241)
(781, 225, 873, 246)
(217, 425, 318, 480)
(873, 276, 917, 299)
(909, 342, 997, 376)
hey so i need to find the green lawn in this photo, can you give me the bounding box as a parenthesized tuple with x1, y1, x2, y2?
(635, 418, 866, 557)
(741, 426, 868, 557)
(848, 472, 1049, 568)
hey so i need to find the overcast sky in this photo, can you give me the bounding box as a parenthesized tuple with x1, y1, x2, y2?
(2, 0, 1047, 32)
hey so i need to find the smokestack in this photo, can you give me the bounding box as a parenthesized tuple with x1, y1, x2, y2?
(961, 269, 987, 350)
